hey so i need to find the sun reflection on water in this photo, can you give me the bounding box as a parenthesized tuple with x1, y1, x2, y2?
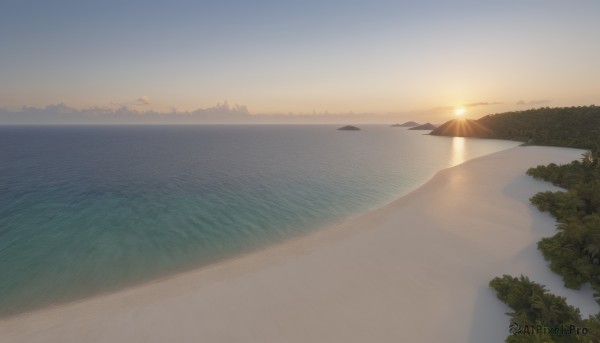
(451, 137, 466, 166)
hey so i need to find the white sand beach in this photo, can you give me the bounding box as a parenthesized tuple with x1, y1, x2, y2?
(1, 146, 596, 342)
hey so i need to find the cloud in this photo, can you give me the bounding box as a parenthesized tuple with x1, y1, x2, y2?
(0, 101, 256, 124)
(516, 99, 551, 106)
(109, 96, 152, 108)
(432, 101, 501, 112)
(135, 96, 150, 106)
(463, 101, 502, 108)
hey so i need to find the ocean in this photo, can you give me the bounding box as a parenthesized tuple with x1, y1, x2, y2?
(0, 125, 519, 316)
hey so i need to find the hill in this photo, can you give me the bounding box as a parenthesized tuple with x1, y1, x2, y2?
(391, 121, 420, 127)
(430, 106, 600, 150)
(429, 119, 491, 136)
(408, 123, 437, 130)
(337, 125, 361, 131)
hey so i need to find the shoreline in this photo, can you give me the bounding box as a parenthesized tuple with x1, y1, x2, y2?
(1, 145, 596, 342)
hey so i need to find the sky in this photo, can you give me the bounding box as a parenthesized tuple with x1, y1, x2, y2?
(1, 0, 599, 124)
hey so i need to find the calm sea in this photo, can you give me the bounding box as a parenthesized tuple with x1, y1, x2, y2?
(0, 125, 518, 316)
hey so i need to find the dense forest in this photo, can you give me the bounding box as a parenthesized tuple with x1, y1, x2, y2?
(489, 275, 600, 342)
(527, 152, 600, 297)
(431, 106, 600, 151)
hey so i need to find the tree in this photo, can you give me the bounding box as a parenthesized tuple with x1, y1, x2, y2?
(580, 150, 596, 168)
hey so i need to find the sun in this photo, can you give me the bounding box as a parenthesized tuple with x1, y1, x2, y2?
(454, 107, 466, 117)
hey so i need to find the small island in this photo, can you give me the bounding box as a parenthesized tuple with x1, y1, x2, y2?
(337, 125, 361, 131)
(391, 121, 420, 127)
(408, 123, 437, 130)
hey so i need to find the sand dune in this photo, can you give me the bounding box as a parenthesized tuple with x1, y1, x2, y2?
(1, 146, 596, 342)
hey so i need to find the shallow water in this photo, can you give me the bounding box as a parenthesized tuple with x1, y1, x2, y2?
(0, 125, 519, 315)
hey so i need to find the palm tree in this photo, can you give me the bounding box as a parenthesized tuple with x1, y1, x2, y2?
(581, 150, 596, 168)
(532, 294, 561, 324)
(556, 220, 587, 246)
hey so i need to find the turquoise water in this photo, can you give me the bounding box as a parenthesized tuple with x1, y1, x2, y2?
(0, 125, 518, 316)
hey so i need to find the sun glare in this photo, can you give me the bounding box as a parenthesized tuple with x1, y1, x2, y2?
(454, 107, 465, 117)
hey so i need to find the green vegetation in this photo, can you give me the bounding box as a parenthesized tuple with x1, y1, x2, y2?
(479, 106, 600, 149)
(489, 275, 600, 342)
(471, 107, 600, 342)
(491, 151, 600, 342)
(431, 105, 600, 150)
(430, 105, 600, 339)
(527, 152, 600, 298)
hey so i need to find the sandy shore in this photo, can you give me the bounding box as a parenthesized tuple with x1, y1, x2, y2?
(1, 146, 597, 342)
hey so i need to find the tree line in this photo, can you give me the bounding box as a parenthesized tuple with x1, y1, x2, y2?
(479, 106, 600, 150)
(431, 105, 600, 152)
(481, 107, 600, 342)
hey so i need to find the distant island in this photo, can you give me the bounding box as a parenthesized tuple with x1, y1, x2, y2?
(431, 106, 600, 150)
(391, 121, 420, 127)
(408, 123, 437, 130)
(337, 125, 361, 131)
